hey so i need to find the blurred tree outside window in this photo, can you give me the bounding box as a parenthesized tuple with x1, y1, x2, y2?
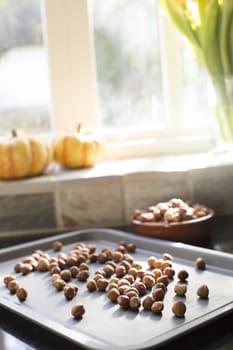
(90, 0, 211, 132)
(0, 0, 51, 136)
(90, 0, 163, 131)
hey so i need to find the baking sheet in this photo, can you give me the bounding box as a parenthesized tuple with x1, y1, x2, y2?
(0, 228, 233, 350)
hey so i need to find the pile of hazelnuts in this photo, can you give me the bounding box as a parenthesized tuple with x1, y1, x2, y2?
(84, 247, 208, 318)
(131, 198, 210, 224)
(3, 238, 209, 320)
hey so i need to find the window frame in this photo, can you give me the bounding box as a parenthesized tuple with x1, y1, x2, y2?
(42, 0, 213, 160)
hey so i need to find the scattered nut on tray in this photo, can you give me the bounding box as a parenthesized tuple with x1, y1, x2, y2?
(2, 239, 209, 319)
(131, 198, 210, 224)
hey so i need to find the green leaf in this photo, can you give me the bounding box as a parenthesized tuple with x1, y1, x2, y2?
(159, 0, 205, 65)
(219, 0, 233, 76)
(201, 0, 223, 76)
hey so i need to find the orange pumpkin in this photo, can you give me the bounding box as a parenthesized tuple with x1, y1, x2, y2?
(0, 130, 53, 179)
(54, 124, 101, 168)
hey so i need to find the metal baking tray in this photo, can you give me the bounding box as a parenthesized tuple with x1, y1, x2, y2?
(0, 228, 233, 350)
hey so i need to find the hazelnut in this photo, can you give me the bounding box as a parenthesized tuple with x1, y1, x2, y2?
(112, 251, 123, 263)
(123, 253, 134, 265)
(108, 283, 118, 291)
(76, 255, 87, 265)
(163, 267, 175, 279)
(14, 263, 23, 273)
(106, 261, 117, 269)
(79, 262, 89, 271)
(69, 266, 79, 278)
(86, 279, 97, 292)
(97, 252, 108, 263)
(152, 268, 162, 279)
(147, 256, 157, 269)
(87, 244, 96, 254)
(104, 248, 114, 260)
(54, 278, 66, 291)
(154, 282, 167, 292)
(164, 207, 181, 222)
(66, 256, 78, 267)
(157, 275, 169, 286)
(117, 295, 130, 309)
(118, 279, 130, 287)
(20, 263, 33, 275)
(197, 284, 209, 298)
(3, 275, 15, 287)
(125, 289, 138, 299)
(116, 245, 126, 254)
(162, 253, 173, 261)
(119, 260, 131, 272)
(133, 281, 147, 296)
(51, 273, 60, 284)
(16, 287, 28, 302)
(127, 243, 136, 253)
(119, 240, 127, 248)
(195, 257, 206, 270)
(161, 261, 172, 271)
(52, 240, 63, 252)
(60, 269, 72, 282)
(64, 284, 78, 300)
(177, 270, 189, 281)
(115, 265, 126, 278)
(37, 258, 50, 272)
(129, 296, 141, 311)
(96, 278, 109, 291)
(93, 273, 104, 282)
(152, 287, 165, 301)
(7, 280, 20, 294)
(136, 269, 146, 280)
(50, 265, 61, 275)
(58, 258, 67, 269)
(174, 284, 187, 296)
(77, 270, 89, 282)
(89, 254, 98, 263)
(142, 275, 156, 289)
(142, 295, 154, 310)
(139, 212, 154, 222)
(172, 301, 186, 317)
(151, 301, 164, 314)
(71, 304, 85, 318)
(124, 274, 135, 284)
(102, 264, 115, 277)
(107, 288, 120, 302)
(118, 285, 129, 295)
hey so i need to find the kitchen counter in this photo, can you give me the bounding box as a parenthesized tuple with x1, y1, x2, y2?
(0, 215, 233, 350)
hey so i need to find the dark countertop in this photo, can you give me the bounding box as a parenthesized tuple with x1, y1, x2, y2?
(0, 216, 233, 350)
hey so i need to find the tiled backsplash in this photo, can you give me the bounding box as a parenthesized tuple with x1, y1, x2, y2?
(0, 153, 232, 237)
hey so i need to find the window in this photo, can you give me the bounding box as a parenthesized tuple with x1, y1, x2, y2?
(0, 0, 213, 159)
(90, 0, 163, 130)
(0, 0, 51, 135)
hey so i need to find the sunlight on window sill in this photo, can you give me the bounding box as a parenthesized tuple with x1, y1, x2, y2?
(47, 149, 233, 181)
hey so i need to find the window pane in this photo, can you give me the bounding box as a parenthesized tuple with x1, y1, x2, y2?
(0, 0, 51, 136)
(180, 39, 212, 127)
(90, 0, 163, 130)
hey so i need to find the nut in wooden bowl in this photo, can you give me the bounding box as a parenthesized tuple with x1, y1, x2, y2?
(130, 198, 214, 243)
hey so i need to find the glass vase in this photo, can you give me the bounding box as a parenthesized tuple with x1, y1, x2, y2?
(210, 75, 233, 153)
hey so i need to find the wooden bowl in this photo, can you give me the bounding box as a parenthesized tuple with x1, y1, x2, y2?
(131, 209, 214, 243)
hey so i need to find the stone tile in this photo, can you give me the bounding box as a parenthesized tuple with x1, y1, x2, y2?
(123, 171, 190, 221)
(190, 164, 233, 215)
(57, 176, 124, 229)
(0, 173, 56, 195)
(0, 193, 56, 231)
